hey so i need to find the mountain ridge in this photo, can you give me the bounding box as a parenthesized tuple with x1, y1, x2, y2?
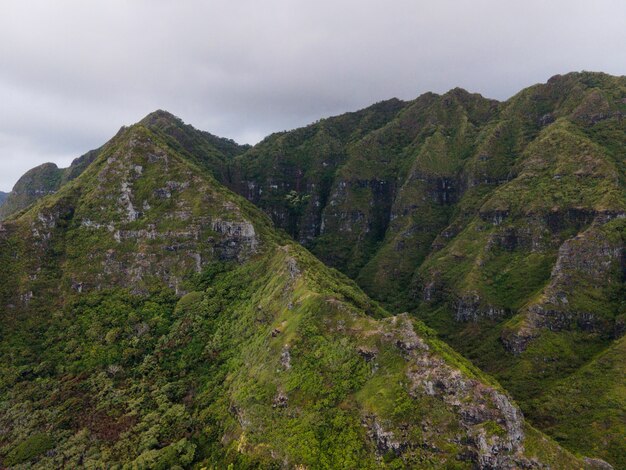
(1, 70, 624, 467)
(0, 121, 592, 468)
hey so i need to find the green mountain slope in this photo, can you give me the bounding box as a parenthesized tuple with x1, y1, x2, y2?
(226, 97, 408, 247)
(0, 122, 586, 468)
(412, 73, 626, 465)
(140, 109, 250, 181)
(0, 148, 101, 221)
(0, 113, 248, 222)
(3, 71, 624, 467)
(529, 334, 626, 468)
(222, 71, 626, 466)
(226, 91, 495, 291)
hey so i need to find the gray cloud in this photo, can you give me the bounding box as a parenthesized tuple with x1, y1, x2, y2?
(1, 0, 625, 190)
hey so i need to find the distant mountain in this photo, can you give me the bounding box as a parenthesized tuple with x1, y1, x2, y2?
(2, 71, 624, 467)
(0, 120, 585, 468)
(0, 191, 7, 206)
(0, 148, 101, 220)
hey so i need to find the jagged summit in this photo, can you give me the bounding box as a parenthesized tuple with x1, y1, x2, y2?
(0, 113, 247, 221)
(3, 122, 268, 294)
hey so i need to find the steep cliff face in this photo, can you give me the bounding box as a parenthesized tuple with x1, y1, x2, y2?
(501, 220, 624, 354)
(227, 90, 497, 298)
(0, 119, 586, 468)
(412, 73, 626, 465)
(225, 98, 408, 249)
(223, 71, 626, 465)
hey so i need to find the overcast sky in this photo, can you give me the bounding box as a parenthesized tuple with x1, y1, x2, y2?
(1, 0, 625, 191)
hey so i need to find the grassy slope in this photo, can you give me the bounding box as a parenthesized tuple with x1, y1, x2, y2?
(528, 335, 626, 469)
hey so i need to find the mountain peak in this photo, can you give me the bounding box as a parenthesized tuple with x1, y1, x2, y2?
(139, 109, 184, 128)
(4, 121, 265, 296)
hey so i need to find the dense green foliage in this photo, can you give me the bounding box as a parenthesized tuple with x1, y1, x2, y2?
(0, 121, 586, 468)
(219, 72, 626, 466)
(1, 71, 624, 468)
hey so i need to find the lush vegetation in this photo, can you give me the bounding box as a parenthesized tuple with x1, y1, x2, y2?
(227, 72, 626, 466)
(1, 71, 624, 467)
(0, 122, 585, 468)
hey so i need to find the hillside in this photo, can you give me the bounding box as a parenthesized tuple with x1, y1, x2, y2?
(0, 122, 590, 468)
(222, 71, 626, 466)
(2, 71, 624, 467)
(0, 113, 248, 222)
(0, 149, 101, 221)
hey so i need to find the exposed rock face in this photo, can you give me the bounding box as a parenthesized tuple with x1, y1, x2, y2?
(272, 391, 288, 408)
(363, 416, 407, 457)
(211, 218, 259, 261)
(226, 98, 407, 246)
(356, 315, 545, 469)
(584, 457, 615, 470)
(454, 292, 508, 322)
(280, 346, 291, 370)
(1, 124, 261, 305)
(502, 222, 624, 353)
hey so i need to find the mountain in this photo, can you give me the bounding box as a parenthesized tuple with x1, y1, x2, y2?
(221, 71, 626, 467)
(0, 112, 249, 222)
(0, 121, 590, 468)
(0, 191, 7, 206)
(0, 148, 101, 221)
(139, 109, 251, 181)
(409, 73, 626, 468)
(2, 71, 624, 467)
